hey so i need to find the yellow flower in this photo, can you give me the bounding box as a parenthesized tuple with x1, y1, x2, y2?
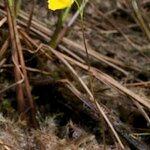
(48, 0, 74, 11)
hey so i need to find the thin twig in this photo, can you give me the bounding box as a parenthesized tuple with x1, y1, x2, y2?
(26, 0, 35, 33)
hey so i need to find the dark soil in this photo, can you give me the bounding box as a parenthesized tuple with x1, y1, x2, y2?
(0, 0, 150, 149)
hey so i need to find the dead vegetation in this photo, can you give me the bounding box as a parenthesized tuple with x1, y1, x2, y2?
(0, 0, 150, 149)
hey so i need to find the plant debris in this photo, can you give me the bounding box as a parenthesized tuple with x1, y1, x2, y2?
(0, 0, 150, 149)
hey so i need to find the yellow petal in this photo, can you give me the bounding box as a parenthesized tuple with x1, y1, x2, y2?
(48, 0, 74, 11)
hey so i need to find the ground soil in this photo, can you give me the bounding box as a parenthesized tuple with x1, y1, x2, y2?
(0, 0, 150, 149)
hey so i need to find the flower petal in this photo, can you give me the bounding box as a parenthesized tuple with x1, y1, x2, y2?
(48, 0, 74, 11)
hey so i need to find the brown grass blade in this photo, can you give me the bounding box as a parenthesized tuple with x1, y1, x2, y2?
(57, 51, 150, 110)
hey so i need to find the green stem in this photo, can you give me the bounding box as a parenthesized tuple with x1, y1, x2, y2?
(49, 11, 63, 48)
(50, 7, 71, 49)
